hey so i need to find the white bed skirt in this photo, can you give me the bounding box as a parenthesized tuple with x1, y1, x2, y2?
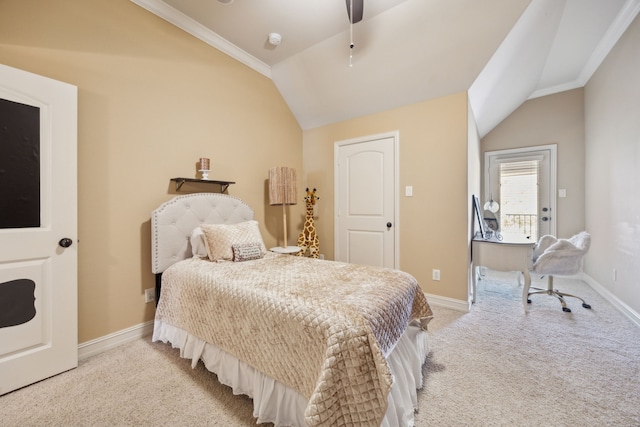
(153, 320, 430, 427)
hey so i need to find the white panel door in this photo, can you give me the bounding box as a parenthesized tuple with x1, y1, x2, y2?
(0, 64, 78, 395)
(335, 133, 397, 268)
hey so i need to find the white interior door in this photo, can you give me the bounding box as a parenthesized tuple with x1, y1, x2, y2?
(485, 145, 556, 241)
(0, 64, 78, 395)
(335, 133, 398, 268)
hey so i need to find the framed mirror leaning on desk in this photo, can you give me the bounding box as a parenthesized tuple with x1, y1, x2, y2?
(471, 232, 535, 307)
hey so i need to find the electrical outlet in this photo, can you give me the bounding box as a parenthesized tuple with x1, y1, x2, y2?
(319, 254, 325, 260)
(432, 269, 440, 281)
(144, 288, 155, 304)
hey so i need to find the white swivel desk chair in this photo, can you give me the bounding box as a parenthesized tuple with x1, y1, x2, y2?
(525, 231, 591, 313)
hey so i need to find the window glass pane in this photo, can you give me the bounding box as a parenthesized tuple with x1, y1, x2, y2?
(499, 160, 538, 239)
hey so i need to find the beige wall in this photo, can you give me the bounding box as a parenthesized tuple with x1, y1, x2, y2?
(0, 0, 303, 342)
(468, 100, 482, 282)
(303, 92, 471, 301)
(481, 88, 586, 238)
(584, 14, 640, 315)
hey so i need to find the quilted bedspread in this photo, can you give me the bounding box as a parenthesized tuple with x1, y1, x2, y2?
(155, 253, 433, 427)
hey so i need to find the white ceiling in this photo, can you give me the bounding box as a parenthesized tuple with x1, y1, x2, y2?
(132, 0, 640, 135)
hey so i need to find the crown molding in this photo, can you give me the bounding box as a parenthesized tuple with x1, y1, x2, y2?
(529, 80, 583, 99)
(530, 0, 640, 99)
(130, 0, 272, 78)
(577, 0, 640, 85)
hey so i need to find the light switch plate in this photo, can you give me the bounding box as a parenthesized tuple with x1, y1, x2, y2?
(405, 186, 413, 197)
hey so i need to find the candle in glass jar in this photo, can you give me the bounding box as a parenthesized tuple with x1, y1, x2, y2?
(199, 158, 210, 170)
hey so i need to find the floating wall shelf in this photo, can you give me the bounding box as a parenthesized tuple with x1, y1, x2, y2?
(170, 177, 235, 192)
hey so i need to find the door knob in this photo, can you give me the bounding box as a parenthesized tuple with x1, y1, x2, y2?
(386, 222, 392, 229)
(541, 217, 549, 222)
(542, 207, 549, 212)
(58, 238, 73, 248)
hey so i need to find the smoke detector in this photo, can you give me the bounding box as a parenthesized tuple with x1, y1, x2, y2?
(217, 0, 234, 4)
(268, 33, 282, 46)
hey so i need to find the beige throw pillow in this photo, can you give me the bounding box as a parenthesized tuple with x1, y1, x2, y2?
(200, 221, 266, 261)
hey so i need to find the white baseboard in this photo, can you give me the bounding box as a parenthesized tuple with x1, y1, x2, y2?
(425, 292, 471, 313)
(582, 273, 640, 328)
(78, 320, 154, 361)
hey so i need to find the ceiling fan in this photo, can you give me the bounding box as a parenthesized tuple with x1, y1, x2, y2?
(346, 0, 364, 24)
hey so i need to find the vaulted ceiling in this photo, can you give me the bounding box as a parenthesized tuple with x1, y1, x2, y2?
(132, 0, 639, 136)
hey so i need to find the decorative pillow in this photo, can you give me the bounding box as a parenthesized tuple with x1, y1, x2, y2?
(190, 227, 209, 258)
(200, 220, 266, 261)
(232, 243, 264, 262)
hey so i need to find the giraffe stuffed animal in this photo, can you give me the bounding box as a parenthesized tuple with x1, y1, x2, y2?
(297, 188, 320, 258)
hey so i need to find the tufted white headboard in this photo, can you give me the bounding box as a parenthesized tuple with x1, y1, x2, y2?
(151, 193, 255, 274)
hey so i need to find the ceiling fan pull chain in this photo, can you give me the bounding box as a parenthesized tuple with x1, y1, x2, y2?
(349, 44, 354, 67)
(349, 0, 354, 67)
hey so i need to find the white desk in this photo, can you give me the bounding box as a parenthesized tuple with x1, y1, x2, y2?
(471, 233, 535, 307)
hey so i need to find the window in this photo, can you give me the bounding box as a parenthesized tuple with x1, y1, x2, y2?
(499, 159, 540, 239)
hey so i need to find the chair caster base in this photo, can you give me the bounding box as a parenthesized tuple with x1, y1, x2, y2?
(526, 284, 592, 313)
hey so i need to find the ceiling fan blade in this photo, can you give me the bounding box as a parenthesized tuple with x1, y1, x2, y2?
(346, 0, 363, 24)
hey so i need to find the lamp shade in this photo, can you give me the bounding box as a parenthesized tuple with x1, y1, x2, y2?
(269, 167, 297, 206)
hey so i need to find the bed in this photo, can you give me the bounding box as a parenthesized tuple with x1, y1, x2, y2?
(151, 193, 433, 427)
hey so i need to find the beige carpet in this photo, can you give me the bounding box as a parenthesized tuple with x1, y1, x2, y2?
(2, 271, 639, 426)
(416, 271, 640, 426)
